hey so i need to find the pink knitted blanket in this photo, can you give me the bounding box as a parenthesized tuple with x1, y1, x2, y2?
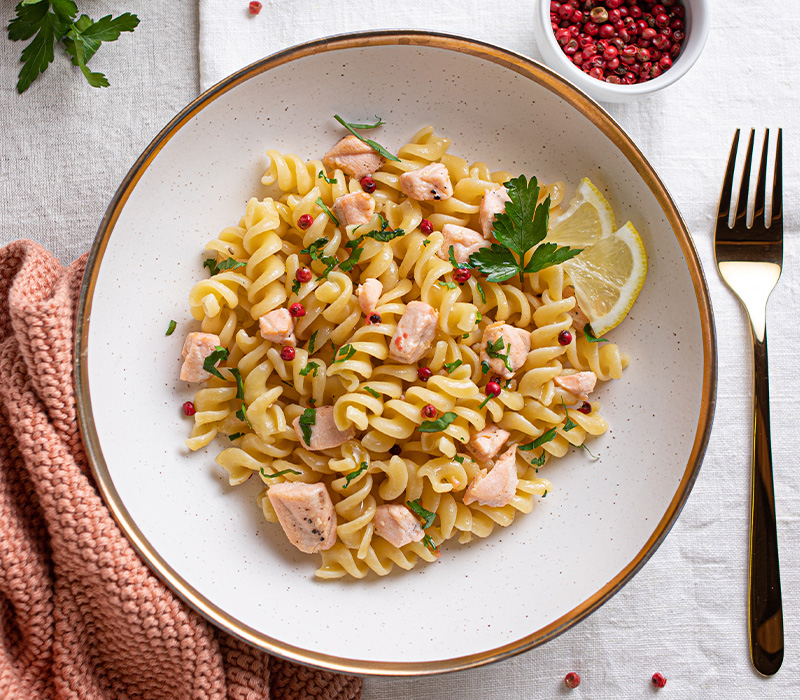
(0, 241, 362, 700)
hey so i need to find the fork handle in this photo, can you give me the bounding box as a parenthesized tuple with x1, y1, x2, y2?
(749, 327, 783, 675)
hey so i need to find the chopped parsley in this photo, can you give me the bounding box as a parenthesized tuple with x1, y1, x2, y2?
(299, 362, 319, 377)
(260, 467, 301, 479)
(333, 114, 400, 162)
(407, 499, 436, 528)
(476, 280, 486, 304)
(421, 534, 439, 555)
(291, 279, 301, 294)
(422, 239, 431, 247)
(485, 337, 513, 373)
(528, 451, 547, 467)
(202, 346, 229, 381)
(364, 386, 381, 398)
(543, 489, 548, 498)
(561, 397, 578, 432)
(300, 236, 338, 278)
(235, 403, 252, 429)
(453, 455, 465, 464)
(519, 428, 558, 451)
(418, 411, 457, 433)
(481, 360, 490, 374)
(342, 215, 405, 271)
(343, 462, 369, 488)
(228, 432, 244, 441)
(315, 198, 340, 227)
(476, 312, 482, 323)
(298, 407, 316, 446)
(444, 359, 463, 373)
(165, 320, 177, 336)
(331, 344, 356, 364)
(436, 280, 457, 290)
(307, 330, 318, 355)
(580, 443, 599, 459)
(462, 333, 470, 339)
(469, 175, 582, 284)
(229, 367, 245, 400)
(204, 257, 246, 276)
(337, 245, 365, 273)
(318, 170, 337, 184)
(583, 323, 609, 343)
(447, 245, 471, 270)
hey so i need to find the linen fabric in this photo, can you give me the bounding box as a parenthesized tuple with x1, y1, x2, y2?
(0, 240, 362, 700)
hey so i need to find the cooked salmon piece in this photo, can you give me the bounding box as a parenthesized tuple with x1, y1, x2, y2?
(334, 191, 375, 228)
(292, 405, 355, 451)
(180, 332, 222, 382)
(388, 301, 438, 364)
(322, 135, 384, 180)
(466, 424, 511, 463)
(267, 481, 337, 554)
(356, 278, 383, 315)
(554, 371, 597, 400)
(399, 163, 453, 202)
(479, 322, 531, 380)
(479, 186, 511, 239)
(463, 445, 519, 507)
(564, 286, 591, 328)
(436, 224, 491, 265)
(259, 308, 296, 346)
(374, 504, 425, 548)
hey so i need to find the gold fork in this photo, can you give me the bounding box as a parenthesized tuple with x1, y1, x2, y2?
(715, 128, 784, 675)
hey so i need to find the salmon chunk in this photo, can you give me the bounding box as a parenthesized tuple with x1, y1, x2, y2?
(554, 371, 597, 400)
(356, 278, 383, 315)
(479, 186, 511, 239)
(479, 322, 531, 379)
(399, 163, 453, 202)
(374, 504, 425, 548)
(323, 135, 384, 180)
(292, 405, 355, 451)
(180, 332, 221, 382)
(466, 424, 511, 463)
(388, 301, 438, 364)
(334, 192, 375, 228)
(463, 445, 519, 508)
(259, 308, 296, 346)
(267, 482, 337, 554)
(437, 223, 490, 265)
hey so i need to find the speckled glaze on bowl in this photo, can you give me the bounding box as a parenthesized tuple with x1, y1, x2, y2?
(534, 0, 710, 103)
(76, 32, 716, 676)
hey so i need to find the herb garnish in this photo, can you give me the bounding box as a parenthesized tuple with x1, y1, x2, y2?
(343, 462, 369, 488)
(333, 114, 400, 162)
(476, 280, 487, 304)
(462, 333, 470, 339)
(583, 323, 609, 343)
(407, 499, 436, 528)
(204, 257, 246, 276)
(300, 237, 338, 278)
(561, 398, 577, 432)
(444, 359, 463, 373)
(298, 407, 316, 446)
(529, 452, 547, 467)
(436, 280, 457, 290)
(229, 367, 245, 400)
(447, 246, 471, 270)
(580, 443, 599, 459)
(236, 403, 252, 429)
(165, 320, 177, 336)
(337, 245, 365, 273)
(484, 337, 513, 373)
(469, 175, 582, 284)
(519, 427, 558, 451)
(307, 330, 318, 355)
(364, 386, 381, 398)
(291, 279, 301, 294)
(315, 198, 340, 227)
(422, 239, 431, 247)
(260, 467, 301, 479)
(453, 455, 465, 464)
(299, 362, 319, 377)
(332, 344, 356, 364)
(421, 533, 439, 555)
(318, 170, 337, 184)
(543, 489, 548, 498)
(480, 360, 490, 375)
(202, 346, 229, 380)
(418, 411, 457, 433)
(228, 432, 243, 441)
(342, 215, 405, 271)
(8, 1, 139, 93)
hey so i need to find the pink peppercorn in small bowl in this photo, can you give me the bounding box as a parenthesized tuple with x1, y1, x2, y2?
(534, 0, 709, 103)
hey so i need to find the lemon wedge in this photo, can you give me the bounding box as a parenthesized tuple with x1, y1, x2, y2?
(547, 178, 617, 247)
(561, 221, 648, 337)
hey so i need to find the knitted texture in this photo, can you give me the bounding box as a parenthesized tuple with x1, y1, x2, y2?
(0, 240, 362, 700)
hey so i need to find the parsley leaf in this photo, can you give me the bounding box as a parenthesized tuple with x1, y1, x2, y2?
(453, 455, 465, 464)
(307, 330, 318, 355)
(528, 452, 547, 467)
(480, 360, 490, 374)
(436, 280, 457, 290)
(476, 280, 486, 304)
(298, 407, 316, 446)
(407, 499, 436, 528)
(421, 533, 439, 555)
(337, 245, 364, 273)
(364, 386, 381, 398)
(448, 246, 471, 270)
(229, 367, 245, 400)
(299, 362, 319, 377)
(300, 238, 329, 259)
(468, 175, 582, 284)
(165, 320, 177, 336)
(315, 198, 340, 227)
(333, 114, 400, 162)
(422, 239, 431, 247)
(518, 427, 558, 451)
(561, 397, 577, 432)
(235, 403, 253, 429)
(331, 344, 356, 364)
(291, 279, 301, 294)
(228, 432, 243, 441)
(485, 337, 512, 373)
(8, 1, 138, 93)
(418, 411, 457, 433)
(260, 467, 301, 479)
(580, 443, 599, 460)
(343, 462, 369, 488)
(583, 323, 609, 343)
(444, 359, 463, 373)
(318, 170, 337, 184)
(204, 257, 246, 276)
(202, 345, 229, 381)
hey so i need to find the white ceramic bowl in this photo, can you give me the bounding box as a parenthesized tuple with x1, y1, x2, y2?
(76, 32, 715, 675)
(535, 0, 710, 103)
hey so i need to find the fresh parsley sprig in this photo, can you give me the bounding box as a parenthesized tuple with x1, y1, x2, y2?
(204, 257, 246, 276)
(343, 462, 369, 488)
(298, 407, 316, 446)
(318, 170, 337, 184)
(8, 0, 139, 93)
(315, 198, 340, 227)
(333, 114, 400, 162)
(407, 499, 436, 529)
(202, 346, 229, 380)
(583, 324, 609, 343)
(484, 337, 512, 373)
(418, 412, 457, 433)
(469, 175, 583, 284)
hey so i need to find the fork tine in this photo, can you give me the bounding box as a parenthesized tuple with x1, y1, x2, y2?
(717, 128, 740, 228)
(753, 129, 769, 226)
(734, 129, 755, 229)
(772, 128, 783, 229)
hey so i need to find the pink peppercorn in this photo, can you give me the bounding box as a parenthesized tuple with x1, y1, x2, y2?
(182, 401, 196, 416)
(558, 329, 573, 346)
(417, 367, 433, 382)
(248, 1, 262, 14)
(651, 673, 667, 688)
(289, 303, 306, 317)
(454, 269, 472, 284)
(280, 346, 296, 361)
(420, 219, 433, 235)
(298, 214, 313, 230)
(578, 401, 592, 414)
(564, 672, 581, 689)
(295, 267, 312, 283)
(421, 404, 437, 419)
(485, 381, 501, 398)
(360, 176, 376, 193)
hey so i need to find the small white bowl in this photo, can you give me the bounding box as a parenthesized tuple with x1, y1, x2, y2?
(535, 0, 710, 103)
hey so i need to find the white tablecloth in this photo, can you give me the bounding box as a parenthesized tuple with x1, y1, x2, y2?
(2, 0, 798, 696)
